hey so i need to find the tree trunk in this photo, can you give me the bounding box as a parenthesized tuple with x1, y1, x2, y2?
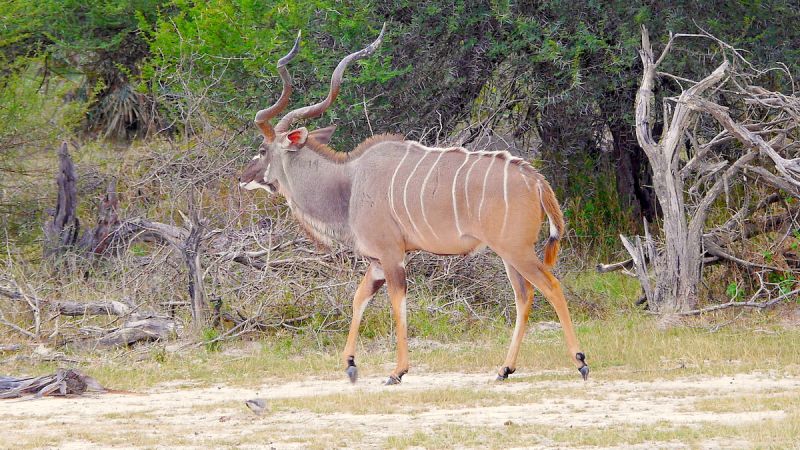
(43, 142, 121, 258)
(608, 117, 658, 223)
(43, 142, 80, 256)
(629, 27, 728, 313)
(183, 201, 209, 328)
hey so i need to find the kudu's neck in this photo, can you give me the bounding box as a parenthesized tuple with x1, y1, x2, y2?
(279, 149, 354, 246)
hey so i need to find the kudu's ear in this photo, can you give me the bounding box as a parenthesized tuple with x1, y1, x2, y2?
(284, 127, 309, 150)
(307, 125, 337, 145)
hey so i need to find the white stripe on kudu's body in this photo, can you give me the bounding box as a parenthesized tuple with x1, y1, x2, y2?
(452, 152, 471, 236)
(501, 157, 511, 236)
(463, 156, 482, 219)
(242, 26, 586, 386)
(419, 150, 445, 239)
(478, 156, 496, 223)
(389, 144, 412, 232)
(520, 165, 533, 193)
(402, 148, 429, 237)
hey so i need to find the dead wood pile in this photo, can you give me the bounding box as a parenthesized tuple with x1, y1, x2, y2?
(0, 368, 105, 399)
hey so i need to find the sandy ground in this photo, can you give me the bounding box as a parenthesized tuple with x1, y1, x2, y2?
(1, 370, 798, 449)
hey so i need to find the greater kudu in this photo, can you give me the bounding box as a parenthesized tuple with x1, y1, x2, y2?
(240, 26, 588, 384)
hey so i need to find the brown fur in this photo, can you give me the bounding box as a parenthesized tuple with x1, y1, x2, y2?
(305, 133, 405, 163)
(539, 178, 564, 267)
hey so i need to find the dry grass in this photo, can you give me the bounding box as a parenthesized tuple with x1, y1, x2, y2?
(691, 389, 800, 413)
(5, 312, 800, 390)
(271, 386, 555, 415)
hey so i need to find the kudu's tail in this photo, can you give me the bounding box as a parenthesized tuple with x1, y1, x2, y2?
(538, 179, 565, 268)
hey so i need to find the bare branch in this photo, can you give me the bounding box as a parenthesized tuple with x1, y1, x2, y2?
(678, 288, 800, 316)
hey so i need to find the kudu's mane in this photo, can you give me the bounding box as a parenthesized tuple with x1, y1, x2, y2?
(305, 133, 406, 163)
(305, 134, 540, 177)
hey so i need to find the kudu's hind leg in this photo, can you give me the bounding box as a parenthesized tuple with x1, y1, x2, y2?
(507, 256, 589, 380)
(497, 260, 535, 381)
(342, 263, 386, 383)
(382, 260, 409, 385)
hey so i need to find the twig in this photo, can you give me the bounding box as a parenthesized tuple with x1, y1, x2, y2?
(679, 288, 800, 316)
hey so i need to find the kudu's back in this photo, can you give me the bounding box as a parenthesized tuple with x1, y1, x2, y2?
(349, 140, 564, 262)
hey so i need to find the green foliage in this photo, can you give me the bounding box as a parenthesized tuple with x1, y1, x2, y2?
(768, 272, 798, 298)
(0, 0, 167, 137)
(557, 154, 633, 256)
(201, 327, 222, 352)
(142, 0, 396, 146)
(0, 60, 89, 252)
(150, 345, 168, 363)
(0, 61, 87, 146)
(726, 282, 744, 301)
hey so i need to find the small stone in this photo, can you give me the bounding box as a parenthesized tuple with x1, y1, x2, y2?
(245, 398, 268, 415)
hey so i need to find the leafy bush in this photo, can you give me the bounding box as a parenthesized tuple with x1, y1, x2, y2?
(0, 0, 166, 138)
(0, 61, 87, 149)
(141, 0, 397, 147)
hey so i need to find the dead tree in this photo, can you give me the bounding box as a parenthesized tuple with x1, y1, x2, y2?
(182, 194, 210, 328)
(36, 142, 211, 332)
(43, 142, 80, 256)
(614, 26, 800, 314)
(103, 192, 211, 329)
(0, 368, 106, 399)
(43, 142, 120, 257)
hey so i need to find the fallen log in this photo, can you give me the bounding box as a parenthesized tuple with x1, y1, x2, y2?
(55, 300, 131, 317)
(97, 317, 175, 347)
(0, 368, 105, 399)
(0, 287, 133, 317)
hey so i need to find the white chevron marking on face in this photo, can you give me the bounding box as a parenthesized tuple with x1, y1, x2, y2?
(239, 180, 274, 193)
(239, 163, 273, 193)
(419, 150, 445, 239)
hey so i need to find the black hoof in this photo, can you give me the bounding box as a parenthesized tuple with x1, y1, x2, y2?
(496, 366, 515, 381)
(385, 375, 402, 385)
(576, 352, 589, 380)
(579, 365, 589, 381)
(346, 365, 358, 384)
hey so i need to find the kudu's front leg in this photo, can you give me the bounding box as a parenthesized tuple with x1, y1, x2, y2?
(383, 261, 409, 385)
(342, 263, 385, 383)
